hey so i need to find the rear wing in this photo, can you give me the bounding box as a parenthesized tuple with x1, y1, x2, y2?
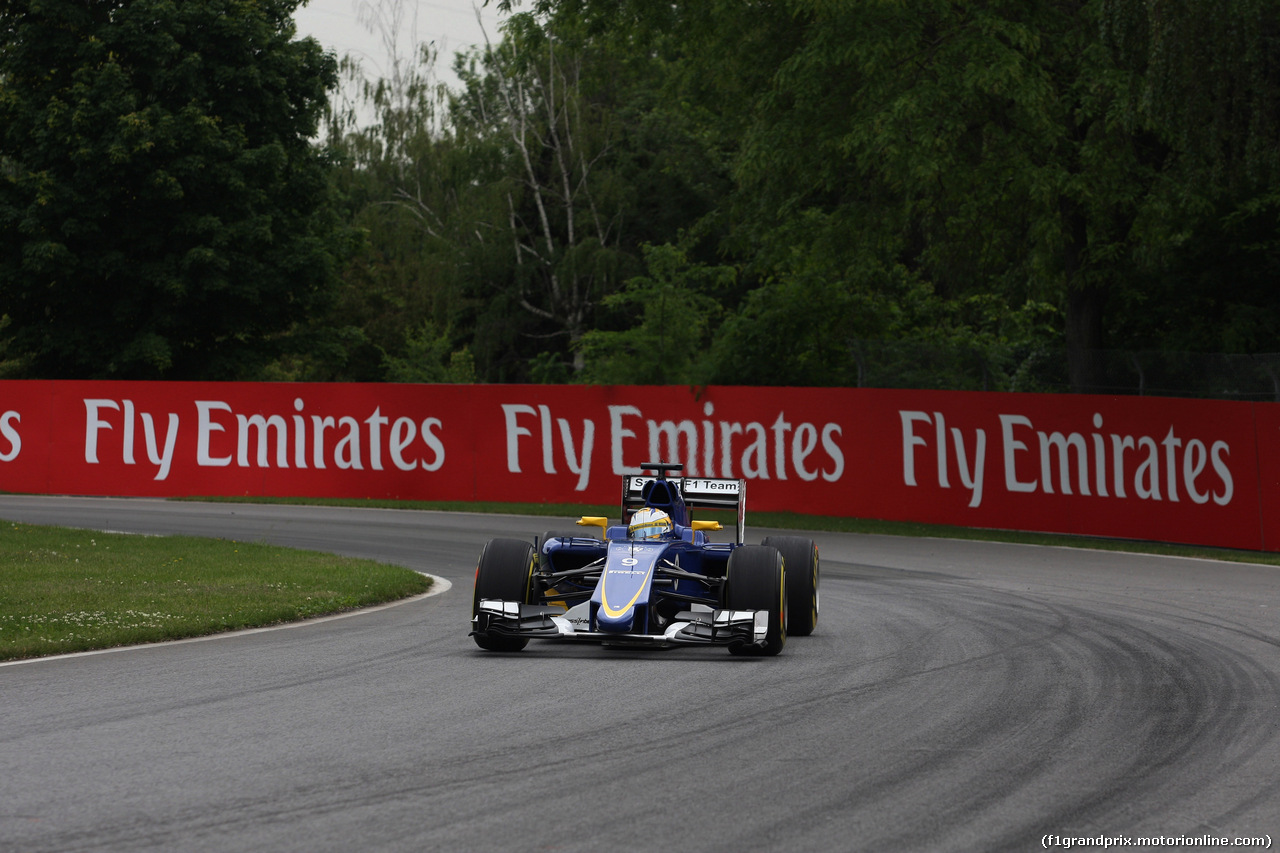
(622, 475, 746, 545)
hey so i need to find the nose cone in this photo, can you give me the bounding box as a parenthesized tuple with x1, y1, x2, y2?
(595, 606, 637, 633)
(593, 542, 661, 632)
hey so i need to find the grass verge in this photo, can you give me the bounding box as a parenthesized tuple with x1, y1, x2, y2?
(183, 495, 1280, 568)
(0, 521, 431, 662)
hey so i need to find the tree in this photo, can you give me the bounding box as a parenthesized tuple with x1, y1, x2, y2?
(314, 0, 1280, 392)
(657, 0, 1280, 387)
(710, 1, 1133, 388)
(453, 10, 630, 374)
(1098, 0, 1280, 356)
(310, 0, 492, 382)
(0, 0, 342, 379)
(577, 243, 731, 384)
(314, 1, 730, 383)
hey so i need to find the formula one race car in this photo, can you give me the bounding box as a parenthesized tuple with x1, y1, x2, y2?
(470, 462, 819, 655)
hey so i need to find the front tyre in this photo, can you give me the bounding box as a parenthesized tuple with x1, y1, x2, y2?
(762, 536, 819, 636)
(723, 545, 786, 656)
(472, 538, 537, 652)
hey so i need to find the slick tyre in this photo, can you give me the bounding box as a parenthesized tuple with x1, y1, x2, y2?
(472, 538, 537, 652)
(762, 536, 819, 636)
(723, 545, 786, 656)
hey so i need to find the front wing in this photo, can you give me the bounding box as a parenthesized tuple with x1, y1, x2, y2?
(472, 599, 770, 650)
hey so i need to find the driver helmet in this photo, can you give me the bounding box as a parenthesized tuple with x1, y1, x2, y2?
(628, 507, 672, 540)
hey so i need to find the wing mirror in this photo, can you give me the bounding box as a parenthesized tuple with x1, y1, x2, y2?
(576, 516, 609, 538)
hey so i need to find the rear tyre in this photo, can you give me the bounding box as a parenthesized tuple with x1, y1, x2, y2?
(763, 536, 819, 636)
(723, 545, 786, 656)
(472, 538, 537, 652)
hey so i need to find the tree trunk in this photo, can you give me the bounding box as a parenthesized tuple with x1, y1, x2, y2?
(1066, 281, 1107, 393)
(1061, 197, 1107, 393)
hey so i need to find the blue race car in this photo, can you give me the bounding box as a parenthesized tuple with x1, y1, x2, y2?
(470, 462, 819, 655)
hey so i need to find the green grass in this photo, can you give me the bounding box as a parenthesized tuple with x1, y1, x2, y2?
(0, 521, 431, 662)
(182, 495, 1280, 568)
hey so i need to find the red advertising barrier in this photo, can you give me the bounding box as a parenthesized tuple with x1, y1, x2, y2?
(0, 380, 1276, 550)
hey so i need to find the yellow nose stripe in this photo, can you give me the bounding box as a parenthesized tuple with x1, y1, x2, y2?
(600, 565, 653, 618)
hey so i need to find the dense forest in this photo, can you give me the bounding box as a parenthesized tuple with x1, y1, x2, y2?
(2, 0, 1279, 395)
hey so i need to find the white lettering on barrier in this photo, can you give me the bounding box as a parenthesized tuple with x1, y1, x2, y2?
(1001, 414, 1037, 494)
(901, 411, 986, 507)
(771, 412, 791, 480)
(0, 410, 20, 462)
(197, 401, 232, 467)
(423, 418, 446, 472)
(741, 422, 768, 479)
(334, 416, 362, 470)
(720, 420, 743, 478)
(194, 399, 444, 473)
(953, 426, 986, 506)
(610, 405, 642, 477)
(85, 399, 179, 480)
(648, 419, 697, 474)
(503, 403, 594, 490)
(503, 403, 535, 473)
(84, 399, 117, 465)
(558, 417, 594, 491)
(145, 413, 179, 481)
(366, 408, 389, 471)
(793, 422, 818, 481)
(237, 413, 289, 468)
(821, 424, 844, 482)
(389, 415, 444, 471)
(640, 406, 842, 482)
(901, 411, 930, 487)
(511, 401, 845, 491)
(904, 409, 1234, 508)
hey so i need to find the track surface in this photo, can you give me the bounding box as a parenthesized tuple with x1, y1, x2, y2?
(0, 496, 1277, 852)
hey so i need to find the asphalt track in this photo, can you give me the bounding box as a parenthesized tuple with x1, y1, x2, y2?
(0, 496, 1277, 853)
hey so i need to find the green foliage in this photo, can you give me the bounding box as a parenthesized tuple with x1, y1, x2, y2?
(578, 243, 732, 384)
(0, 0, 344, 379)
(706, 254, 1059, 390)
(1111, 191, 1280, 354)
(1092, 0, 1280, 358)
(1100, 0, 1280, 195)
(714, 2, 1100, 380)
(382, 320, 476, 383)
(527, 350, 573, 383)
(659, 0, 1278, 387)
(303, 6, 491, 382)
(253, 1, 1280, 388)
(451, 10, 642, 374)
